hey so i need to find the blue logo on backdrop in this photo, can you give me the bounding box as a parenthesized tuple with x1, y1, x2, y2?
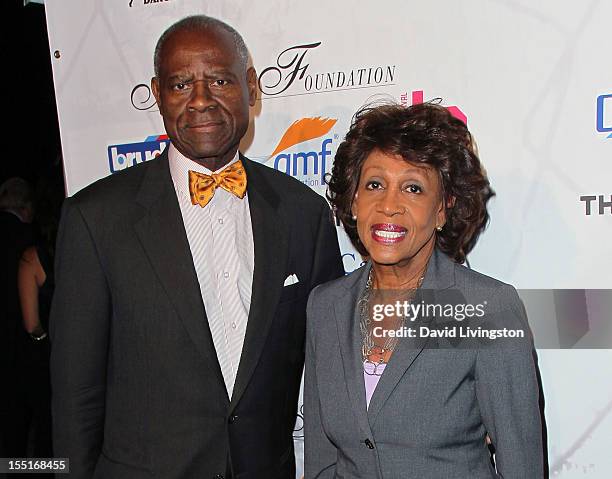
(596, 93, 612, 138)
(273, 138, 333, 186)
(266, 117, 337, 187)
(107, 135, 170, 173)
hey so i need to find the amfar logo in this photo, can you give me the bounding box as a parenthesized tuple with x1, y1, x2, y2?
(258, 42, 395, 97)
(596, 93, 612, 138)
(108, 135, 169, 173)
(268, 117, 337, 186)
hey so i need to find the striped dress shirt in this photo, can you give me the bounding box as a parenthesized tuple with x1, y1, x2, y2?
(168, 144, 254, 398)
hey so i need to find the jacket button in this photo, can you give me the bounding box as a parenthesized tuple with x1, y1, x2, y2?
(228, 415, 238, 424)
(364, 438, 374, 449)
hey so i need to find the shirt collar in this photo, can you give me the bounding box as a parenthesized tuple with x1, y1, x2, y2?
(168, 143, 240, 195)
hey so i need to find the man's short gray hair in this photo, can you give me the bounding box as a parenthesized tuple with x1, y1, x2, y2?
(153, 15, 249, 78)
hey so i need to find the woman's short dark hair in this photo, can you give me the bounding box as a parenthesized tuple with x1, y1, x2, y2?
(327, 101, 494, 264)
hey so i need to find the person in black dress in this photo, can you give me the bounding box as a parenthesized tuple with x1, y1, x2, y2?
(0, 177, 35, 457)
(16, 177, 63, 465)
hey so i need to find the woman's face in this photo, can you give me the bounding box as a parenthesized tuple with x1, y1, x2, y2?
(352, 149, 446, 268)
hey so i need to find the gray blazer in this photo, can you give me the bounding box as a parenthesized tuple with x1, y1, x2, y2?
(304, 249, 543, 478)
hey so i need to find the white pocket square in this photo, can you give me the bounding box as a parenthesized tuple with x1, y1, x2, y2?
(283, 274, 299, 287)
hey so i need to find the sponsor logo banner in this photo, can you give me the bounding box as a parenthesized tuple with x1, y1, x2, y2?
(579, 194, 612, 216)
(596, 93, 612, 138)
(267, 117, 337, 186)
(129, 0, 174, 7)
(107, 135, 169, 173)
(258, 42, 395, 98)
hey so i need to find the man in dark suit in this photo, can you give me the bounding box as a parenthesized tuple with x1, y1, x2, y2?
(50, 15, 344, 479)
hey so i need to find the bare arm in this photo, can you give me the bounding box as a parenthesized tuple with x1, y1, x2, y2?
(18, 246, 47, 336)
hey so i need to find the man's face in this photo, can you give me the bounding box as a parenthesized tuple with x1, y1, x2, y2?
(152, 27, 256, 168)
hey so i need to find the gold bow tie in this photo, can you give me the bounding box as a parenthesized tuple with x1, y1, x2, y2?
(188, 160, 247, 207)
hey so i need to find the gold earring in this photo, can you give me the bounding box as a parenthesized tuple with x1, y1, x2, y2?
(352, 214, 357, 221)
(436, 225, 443, 232)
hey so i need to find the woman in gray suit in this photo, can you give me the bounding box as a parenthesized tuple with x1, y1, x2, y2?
(304, 102, 543, 478)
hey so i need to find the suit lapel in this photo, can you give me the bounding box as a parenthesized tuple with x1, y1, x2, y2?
(334, 265, 375, 439)
(367, 249, 457, 425)
(229, 157, 289, 411)
(133, 152, 226, 392)
(365, 304, 430, 424)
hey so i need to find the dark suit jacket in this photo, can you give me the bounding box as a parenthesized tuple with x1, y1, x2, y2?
(50, 150, 344, 479)
(304, 249, 543, 478)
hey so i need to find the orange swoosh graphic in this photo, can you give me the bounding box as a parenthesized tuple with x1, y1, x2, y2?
(270, 117, 337, 157)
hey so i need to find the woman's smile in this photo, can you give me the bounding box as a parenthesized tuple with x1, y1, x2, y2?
(371, 223, 408, 244)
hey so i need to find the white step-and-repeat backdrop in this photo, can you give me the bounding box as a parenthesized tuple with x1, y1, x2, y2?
(45, 0, 612, 477)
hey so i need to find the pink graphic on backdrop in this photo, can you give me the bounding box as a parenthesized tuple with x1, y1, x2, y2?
(400, 90, 467, 125)
(412, 90, 424, 105)
(409, 89, 467, 125)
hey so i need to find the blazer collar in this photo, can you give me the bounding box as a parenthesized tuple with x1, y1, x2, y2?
(334, 248, 457, 428)
(333, 263, 374, 439)
(338, 248, 457, 293)
(420, 247, 457, 292)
